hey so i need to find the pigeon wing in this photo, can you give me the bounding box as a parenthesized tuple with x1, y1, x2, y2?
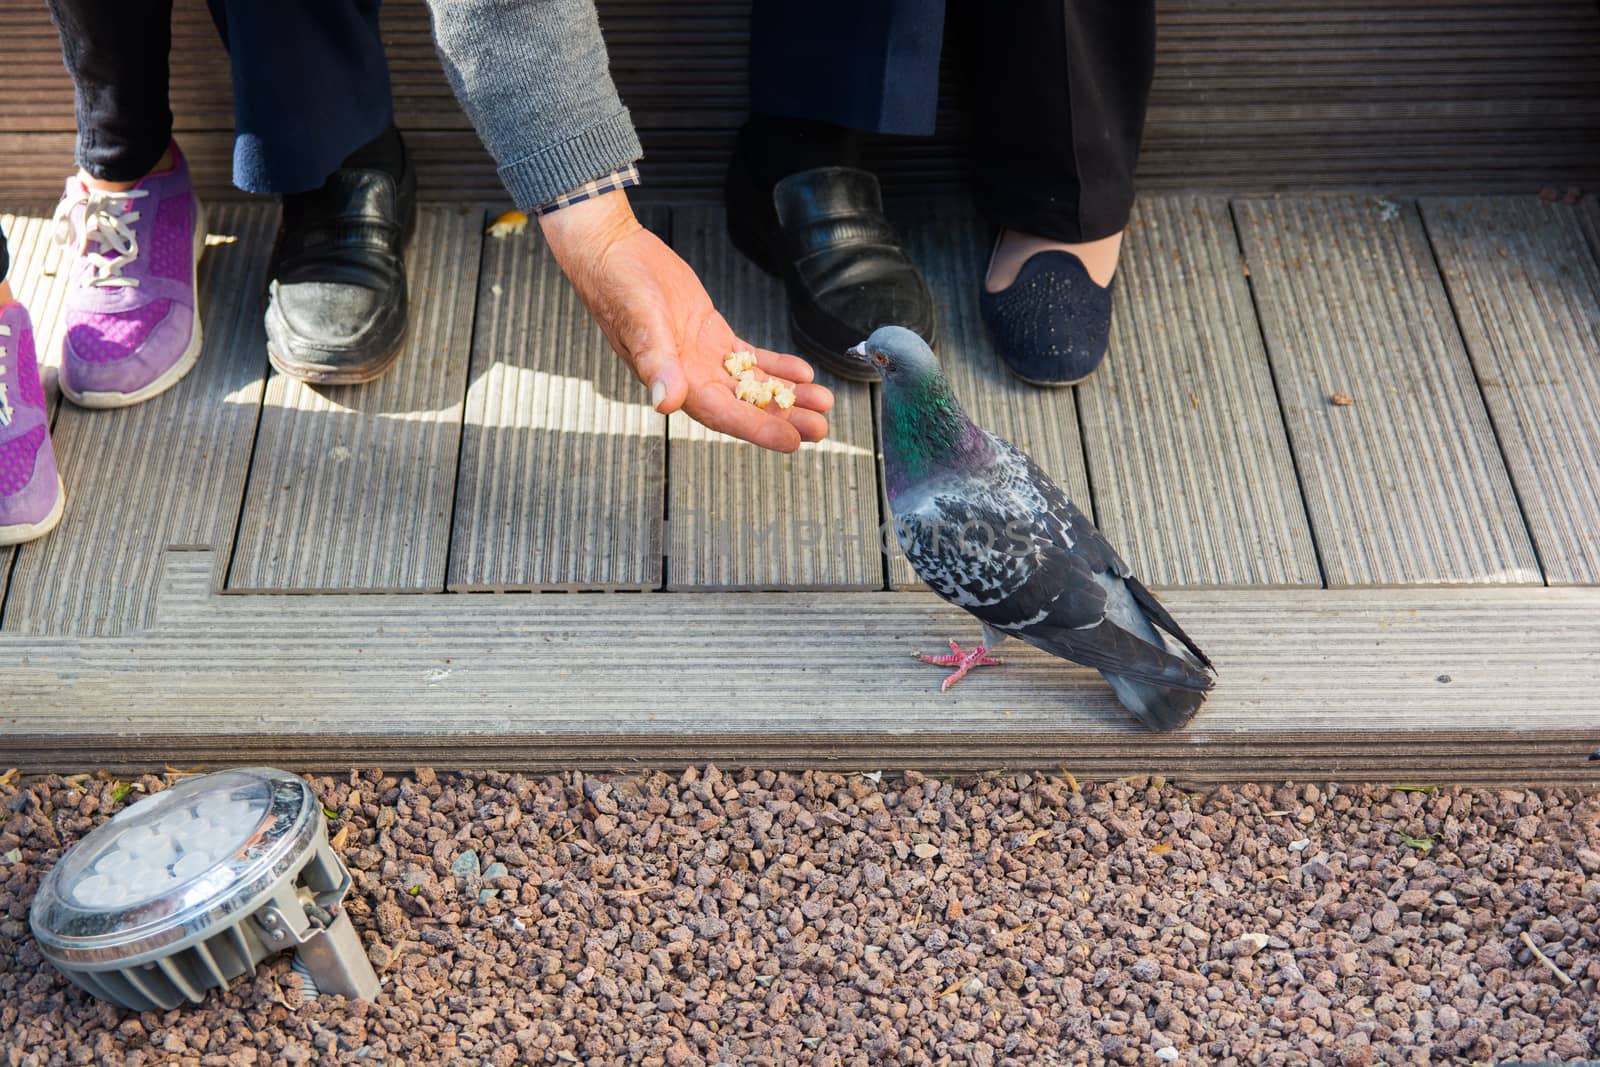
(994, 439, 1216, 677)
(894, 440, 1213, 691)
(894, 453, 1105, 631)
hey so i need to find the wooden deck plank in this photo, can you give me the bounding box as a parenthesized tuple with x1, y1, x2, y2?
(447, 208, 666, 591)
(665, 205, 883, 590)
(4, 549, 1596, 783)
(888, 199, 1095, 589)
(1078, 196, 1321, 587)
(1421, 196, 1600, 585)
(0, 202, 74, 610)
(1234, 197, 1540, 587)
(229, 206, 482, 592)
(1, 203, 274, 635)
(1575, 197, 1600, 275)
(0, 203, 73, 402)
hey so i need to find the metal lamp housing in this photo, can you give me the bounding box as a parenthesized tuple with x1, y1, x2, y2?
(29, 767, 378, 1010)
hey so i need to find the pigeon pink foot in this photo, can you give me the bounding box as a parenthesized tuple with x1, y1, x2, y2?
(915, 640, 1002, 692)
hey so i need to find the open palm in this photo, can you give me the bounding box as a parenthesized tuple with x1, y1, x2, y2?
(542, 193, 832, 452)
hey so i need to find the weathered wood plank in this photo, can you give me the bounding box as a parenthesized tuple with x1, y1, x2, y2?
(1421, 196, 1600, 585)
(665, 205, 883, 590)
(4, 549, 1597, 784)
(448, 208, 666, 591)
(1234, 197, 1540, 586)
(0, 203, 73, 399)
(1575, 197, 1600, 276)
(229, 206, 482, 592)
(1078, 196, 1320, 587)
(1, 203, 273, 635)
(0, 203, 73, 611)
(889, 199, 1094, 589)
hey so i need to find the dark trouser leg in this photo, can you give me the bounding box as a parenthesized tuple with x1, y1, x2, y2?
(741, 0, 947, 186)
(1, 226, 9, 283)
(216, 0, 412, 384)
(44, 0, 175, 182)
(750, 0, 947, 137)
(963, 0, 1155, 242)
(207, 0, 396, 194)
(732, 0, 943, 378)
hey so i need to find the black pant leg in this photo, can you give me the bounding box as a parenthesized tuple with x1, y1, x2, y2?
(45, 0, 175, 182)
(1, 225, 10, 283)
(963, 0, 1155, 242)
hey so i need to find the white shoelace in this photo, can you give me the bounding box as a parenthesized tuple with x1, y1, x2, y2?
(0, 321, 12, 427)
(52, 185, 149, 288)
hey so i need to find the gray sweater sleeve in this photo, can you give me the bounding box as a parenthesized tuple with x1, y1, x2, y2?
(426, 0, 643, 212)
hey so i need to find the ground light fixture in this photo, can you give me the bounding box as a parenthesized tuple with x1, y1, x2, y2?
(29, 767, 379, 1010)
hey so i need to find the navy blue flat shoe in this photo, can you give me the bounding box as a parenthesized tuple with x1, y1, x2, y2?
(979, 248, 1113, 386)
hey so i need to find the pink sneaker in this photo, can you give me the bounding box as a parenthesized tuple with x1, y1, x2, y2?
(0, 301, 65, 544)
(53, 141, 206, 408)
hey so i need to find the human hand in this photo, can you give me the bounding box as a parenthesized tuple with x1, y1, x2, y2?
(539, 190, 833, 452)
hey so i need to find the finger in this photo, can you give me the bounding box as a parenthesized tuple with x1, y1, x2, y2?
(630, 344, 688, 414)
(784, 407, 830, 443)
(686, 383, 803, 453)
(749, 346, 815, 385)
(792, 382, 834, 413)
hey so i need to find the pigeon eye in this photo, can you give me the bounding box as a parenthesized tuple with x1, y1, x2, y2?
(873, 351, 889, 366)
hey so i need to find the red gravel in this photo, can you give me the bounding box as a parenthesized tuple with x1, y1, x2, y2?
(2, 768, 1597, 1065)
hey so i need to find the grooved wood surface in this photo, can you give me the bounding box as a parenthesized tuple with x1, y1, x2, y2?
(448, 207, 666, 591)
(665, 205, 883, 590)
(888, 200, 1094, 590)
(1, 203, 274, 635)
(0, 203, 73, 608)
(228, 206, 482, 592)
(1078, 196, 1320, 587)
(4, 549, 1597, 783)
(1578, 198, 1600, 265)
(0, 204, 73, 402)
(3, 1, 1598, 200)
(1422, 197, 1600, 585)
(1234, 197, 1540, 587)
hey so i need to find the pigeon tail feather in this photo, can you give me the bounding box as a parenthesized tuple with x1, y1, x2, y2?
(1021, 619, 1214, 693)
(1102, 671, 1207, 732)
(1124, 575, 1214, 672)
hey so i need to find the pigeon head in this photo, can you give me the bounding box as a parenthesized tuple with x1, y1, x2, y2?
(846, 326, 942, 386)
(850, 327, 988, 487)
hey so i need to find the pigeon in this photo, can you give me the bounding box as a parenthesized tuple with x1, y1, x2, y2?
(847, 325, 1215, 731)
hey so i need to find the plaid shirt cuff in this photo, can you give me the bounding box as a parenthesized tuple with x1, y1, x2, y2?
(532, 164, 641, 216)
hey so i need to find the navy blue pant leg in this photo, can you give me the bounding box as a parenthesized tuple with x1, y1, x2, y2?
(750, 0, 946, 137)
(208, 0, 395, 195)
(749, 0, 1154, 241)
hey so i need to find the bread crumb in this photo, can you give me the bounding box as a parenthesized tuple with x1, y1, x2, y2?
(724, 350, 758, 376)
(728, 351, 791, 410)
(1330, 391, 1354, 407)
(736, 374, 774, 407)
(485, 210, 529, 238)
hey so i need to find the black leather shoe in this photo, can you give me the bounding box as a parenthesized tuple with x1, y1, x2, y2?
(979, 249, 1113, 386)
(726, 154, 934, 382)
(265, 149, 417, 385)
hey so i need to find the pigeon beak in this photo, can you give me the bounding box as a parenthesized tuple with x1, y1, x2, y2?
(845, 341, 871, 365)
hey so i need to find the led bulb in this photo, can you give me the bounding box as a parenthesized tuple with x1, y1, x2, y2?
(57, 780, 269, 912)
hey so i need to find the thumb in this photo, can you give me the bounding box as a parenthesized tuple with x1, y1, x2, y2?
(633, 344, 688, 414)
